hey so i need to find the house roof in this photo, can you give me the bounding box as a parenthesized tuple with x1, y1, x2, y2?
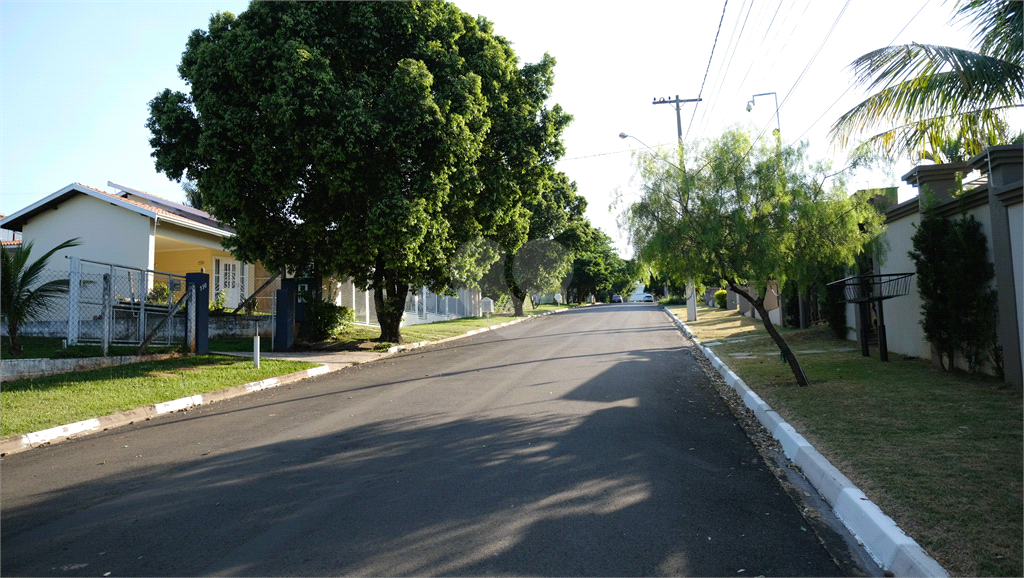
(0, 182, 234, 239)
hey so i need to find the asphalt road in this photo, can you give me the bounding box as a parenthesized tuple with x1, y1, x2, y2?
(2, 304, 849, 576)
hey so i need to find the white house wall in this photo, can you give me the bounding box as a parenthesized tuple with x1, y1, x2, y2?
(1008, 201, 1023, 374)
(22, 194, 153, 273)
(877, 212, 929, 359)
(880, 201, 999, 369)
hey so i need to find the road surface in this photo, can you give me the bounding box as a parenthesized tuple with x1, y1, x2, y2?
(2, 304, 852, 576)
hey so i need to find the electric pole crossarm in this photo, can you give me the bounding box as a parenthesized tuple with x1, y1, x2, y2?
(652, 95, 702, 143)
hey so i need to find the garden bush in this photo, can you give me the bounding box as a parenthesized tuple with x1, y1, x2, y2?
(714, 289, 727, 309)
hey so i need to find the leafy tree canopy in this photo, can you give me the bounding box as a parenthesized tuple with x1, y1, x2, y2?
(147, 2, 570, 342)
(479, 169, 590, 315)
(623, 127, 883, 386)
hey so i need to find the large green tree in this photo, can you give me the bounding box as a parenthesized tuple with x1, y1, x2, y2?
(564, 229, 625, 303)
(480, 170, 588, 316)
(147, 2, 569, 343)
(623, 128, 882, 387)
(830, 0, 1023, 161)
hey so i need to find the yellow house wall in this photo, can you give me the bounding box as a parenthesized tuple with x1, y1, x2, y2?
(153, 244, 235, 277)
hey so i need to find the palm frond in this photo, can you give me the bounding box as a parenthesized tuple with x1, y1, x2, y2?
(846, 107, 1014, 161)
(952, 0, 1023, 66)
(830, 42, 1024, 159)
(848, 44, 1023, 105)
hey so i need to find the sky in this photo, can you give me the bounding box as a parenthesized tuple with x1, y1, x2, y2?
(2, 0, 1015, 257)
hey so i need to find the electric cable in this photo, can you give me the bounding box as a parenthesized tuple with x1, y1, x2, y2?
(683, 0, 730, 141)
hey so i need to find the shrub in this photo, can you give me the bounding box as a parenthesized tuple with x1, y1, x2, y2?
(209, 289, 228, 315)
(147, 283, 169, 305)
(909, 211, 998, 373)
(304, 299, 355, 341)
(714, 289, 727, 309)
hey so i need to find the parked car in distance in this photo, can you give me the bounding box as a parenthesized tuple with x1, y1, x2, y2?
(611, 294, 622, 303)
(643, 293, 654, 302)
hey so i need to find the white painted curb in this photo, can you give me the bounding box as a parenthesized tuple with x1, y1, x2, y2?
(0, 364, 334, 456)
(1, 308, 575, 456)
(663, 307, 948, 578)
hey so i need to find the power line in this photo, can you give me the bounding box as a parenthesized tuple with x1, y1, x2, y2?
(749, 0, 852, 149)
(785, 0, 932, 149)
(692, 0, 755, 136)
(559, 150, 633, 161)
(684, 0, 730, 141)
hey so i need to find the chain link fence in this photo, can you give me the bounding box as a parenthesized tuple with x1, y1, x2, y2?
(1, 258, 196, 354)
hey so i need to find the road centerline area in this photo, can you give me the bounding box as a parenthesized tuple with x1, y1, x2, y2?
(2, 304, 855, 576)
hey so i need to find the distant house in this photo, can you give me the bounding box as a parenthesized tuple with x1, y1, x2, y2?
(0, 181, 257, 308)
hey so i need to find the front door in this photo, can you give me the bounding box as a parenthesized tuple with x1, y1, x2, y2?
(213, 258, 248, 308)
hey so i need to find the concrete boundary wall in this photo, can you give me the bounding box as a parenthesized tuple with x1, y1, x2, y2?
(663, 307, 948, 578)
(1, 353, 179, 382)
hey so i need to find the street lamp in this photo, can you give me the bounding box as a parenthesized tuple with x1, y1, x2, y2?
(619, 132, 680, 170)
(746, 92, 780, 136)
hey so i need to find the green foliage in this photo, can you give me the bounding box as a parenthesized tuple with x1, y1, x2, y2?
(1, 238, 81, 356)
(304, 299, 355, 342)
(147, 2, 570, 343)
(819, 266, 852, 340)
(714, 289, 727, 309)
(830, 0, 1024, 161)
(147, 283, 170, 305)
(209, 289, 228, 315)
(479, 171, 589, 316)
(564, 229, 625, 303)
(909, 211, 1000, 374)
(622, 127, 882, 387)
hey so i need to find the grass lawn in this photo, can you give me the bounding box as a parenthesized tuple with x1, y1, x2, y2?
(668, 303, 1022, 577)
(1, 355, 318, 439)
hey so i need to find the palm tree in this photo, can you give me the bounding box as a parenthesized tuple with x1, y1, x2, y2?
(830, 0, 1023, 162)
(1, 238, 81, 356)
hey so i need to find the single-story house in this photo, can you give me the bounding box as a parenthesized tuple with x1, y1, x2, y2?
(0, 181, 256, 309)
(1, 181, 483, 332)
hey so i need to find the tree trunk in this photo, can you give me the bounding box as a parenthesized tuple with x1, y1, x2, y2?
(7, 327, 23, 356)
(503, 253, 526, 317)
(728, 281, 810, 387)
(373, 267, 407, 344)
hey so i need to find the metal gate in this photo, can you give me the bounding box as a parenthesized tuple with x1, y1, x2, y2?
(68, 257, 195, 354)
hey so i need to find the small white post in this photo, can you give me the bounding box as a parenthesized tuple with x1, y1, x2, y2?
(686, 281, 697, 322)
(253, 335, 260, 369)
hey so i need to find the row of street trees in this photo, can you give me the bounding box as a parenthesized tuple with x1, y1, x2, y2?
(147, 2, 600, 343)
(622, 0, 1021, 386)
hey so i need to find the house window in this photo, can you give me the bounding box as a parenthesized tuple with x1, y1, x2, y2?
(214, 258, 221, 293)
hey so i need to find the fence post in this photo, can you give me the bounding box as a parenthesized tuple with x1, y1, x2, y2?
(186, 284, 196, 353)
(68, 257, 81, 345)
(139, 270, 147, 344)
(185, 272, 209, 354)
(102, 271, 113, 356)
